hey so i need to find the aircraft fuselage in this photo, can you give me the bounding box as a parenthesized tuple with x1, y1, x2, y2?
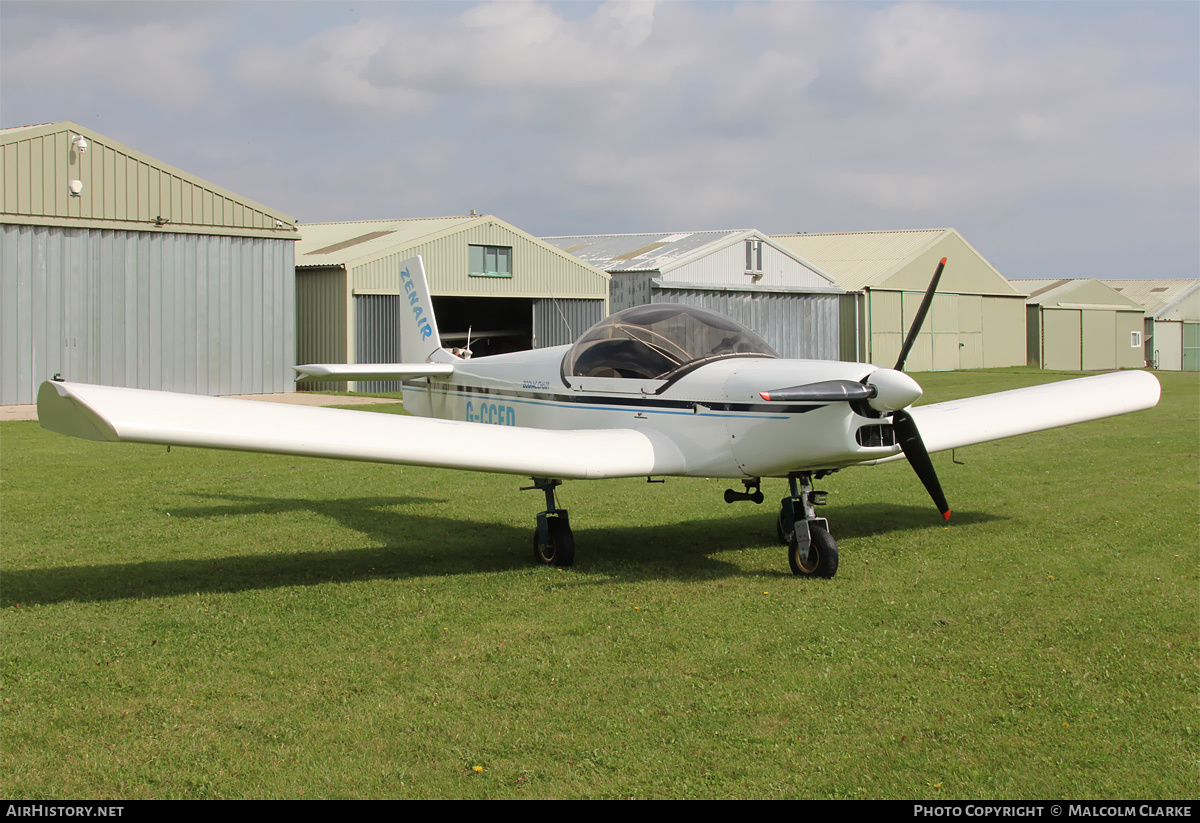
(401, 346, 903, 479)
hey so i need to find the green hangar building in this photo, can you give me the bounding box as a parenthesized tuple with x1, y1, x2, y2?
(1021, 279, 1146, 371)
(772, 228, 1027, 370)
(1104, 279, 1200, 372)
(0, 121, 298, 405)
(294, 216, 611, 391)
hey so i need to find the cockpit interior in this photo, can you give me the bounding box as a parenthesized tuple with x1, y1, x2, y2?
(562, 304, 779, 381)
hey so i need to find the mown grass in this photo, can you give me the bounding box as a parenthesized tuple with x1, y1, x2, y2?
(1, 370, 1196, 799)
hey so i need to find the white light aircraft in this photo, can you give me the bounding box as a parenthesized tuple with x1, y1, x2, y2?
(37, 256, 1161, 578)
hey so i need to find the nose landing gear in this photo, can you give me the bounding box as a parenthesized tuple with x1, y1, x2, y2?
(778, 472, 839, 578)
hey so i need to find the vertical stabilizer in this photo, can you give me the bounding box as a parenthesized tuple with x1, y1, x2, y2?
(398, 256, 454, 363)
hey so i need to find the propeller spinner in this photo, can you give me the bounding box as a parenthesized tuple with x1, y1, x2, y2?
(761, 257, 951, 520)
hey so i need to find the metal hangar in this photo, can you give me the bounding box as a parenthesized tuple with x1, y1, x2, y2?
(542, 229, 844, 360)
(772, 228, 1026, 370)
(294, 215, 610, 391)
(0, 120, 298, 405)
(1023, 279, 1152, 371)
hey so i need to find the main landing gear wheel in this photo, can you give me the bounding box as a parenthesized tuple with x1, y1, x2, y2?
(533, 517, 575, 567)
(788, 523, 838, 578)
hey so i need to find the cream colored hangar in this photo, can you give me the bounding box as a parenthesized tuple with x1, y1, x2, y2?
(773, 229, 1026, 370)
(295, 215, 610, 391)
(1103, 279, 1200, 372)
(1021, 279, 1146, 371)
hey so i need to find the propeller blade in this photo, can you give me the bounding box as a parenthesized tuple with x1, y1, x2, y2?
(760, 380, 876, 403)
(892, 409, 951, 520)
(894, 257, 947, 373)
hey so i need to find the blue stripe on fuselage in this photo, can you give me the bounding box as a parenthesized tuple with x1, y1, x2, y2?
(401, 382, 823, 419)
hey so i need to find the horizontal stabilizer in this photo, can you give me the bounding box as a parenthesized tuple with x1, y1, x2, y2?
(295, 363, 454, 382)
(871, 370, 1161, 462)
(37, 381, 686, 480)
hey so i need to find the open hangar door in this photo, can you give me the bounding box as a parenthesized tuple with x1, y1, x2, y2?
(431, 296, 534, 358)
(354, 295, 534, 392)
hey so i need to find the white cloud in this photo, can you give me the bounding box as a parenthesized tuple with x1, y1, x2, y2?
(3, 1, 1189, 278)
(229, 1, 684, 117)
(2, 20, 219, 109)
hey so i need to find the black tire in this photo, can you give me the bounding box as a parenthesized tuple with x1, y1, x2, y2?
(776, 510, 789, 544)
(533, 518, 576, 567)
(788, 523, 838, 578)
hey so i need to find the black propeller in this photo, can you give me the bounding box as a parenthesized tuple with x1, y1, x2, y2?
(759, 257, 952, 520)
(892, 257, 950, 519)
(893, 409, 950, 520)
(894, 257, 947, 373)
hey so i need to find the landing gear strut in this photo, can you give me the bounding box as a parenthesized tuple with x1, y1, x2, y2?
(523, 477, 575, 567)
(778, 472, 839, 578)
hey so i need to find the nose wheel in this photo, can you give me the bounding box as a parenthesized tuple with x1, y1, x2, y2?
(779, 472, 839, 578)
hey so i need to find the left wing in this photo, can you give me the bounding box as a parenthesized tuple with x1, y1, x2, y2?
(36, 381, 686, 480)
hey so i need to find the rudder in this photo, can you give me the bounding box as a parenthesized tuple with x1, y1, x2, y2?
(398, 256, 454, 364)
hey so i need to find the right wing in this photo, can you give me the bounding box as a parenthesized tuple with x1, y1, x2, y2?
(37, 381, 686, 480)
(871, 370, 1161, 462)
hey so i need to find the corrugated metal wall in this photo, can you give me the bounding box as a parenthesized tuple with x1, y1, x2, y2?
(1, 223, 294, 404)
(532, 298, 605, 348)
(354, 294, 403, 393)
(609, 272, 657, 313)
(839, 292, 862, 362)
(651, 287, 840, 360)
(296, 267, 348, 392)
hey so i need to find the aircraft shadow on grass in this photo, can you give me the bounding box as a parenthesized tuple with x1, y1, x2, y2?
(3, 491, 999, 606)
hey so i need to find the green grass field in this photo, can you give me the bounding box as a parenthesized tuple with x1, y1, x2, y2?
(2, 369, 1196, 799)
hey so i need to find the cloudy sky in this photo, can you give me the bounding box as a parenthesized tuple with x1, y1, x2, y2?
(2, 1, 1196, 280)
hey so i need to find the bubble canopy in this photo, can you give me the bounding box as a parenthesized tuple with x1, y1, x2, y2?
(562, 304, 779, 381)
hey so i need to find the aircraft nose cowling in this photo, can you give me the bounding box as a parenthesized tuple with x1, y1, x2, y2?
(866, 369, 922, 412)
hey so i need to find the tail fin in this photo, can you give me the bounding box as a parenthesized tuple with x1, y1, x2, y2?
(399, 256, 454, 364)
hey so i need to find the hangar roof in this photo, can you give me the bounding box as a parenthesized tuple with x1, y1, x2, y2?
(296, 216, 483, 267)
(1020, 279, 1144, 310)
(1102, 279, 1200, 317)
(543, 230, 756, 273)
(771, 228, 1019, 296)
(543, 228, 834, 284)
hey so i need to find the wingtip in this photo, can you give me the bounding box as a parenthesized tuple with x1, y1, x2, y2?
(759, 391, 771, 401)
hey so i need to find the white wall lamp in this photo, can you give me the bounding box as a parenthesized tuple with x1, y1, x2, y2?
(69, 135, 87, 196)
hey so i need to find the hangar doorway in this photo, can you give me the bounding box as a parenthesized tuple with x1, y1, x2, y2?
(354, 295, 534, 391)
(432, 296, 534, 358)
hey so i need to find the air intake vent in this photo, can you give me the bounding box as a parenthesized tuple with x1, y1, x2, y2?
(856, 424, 897, 448)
